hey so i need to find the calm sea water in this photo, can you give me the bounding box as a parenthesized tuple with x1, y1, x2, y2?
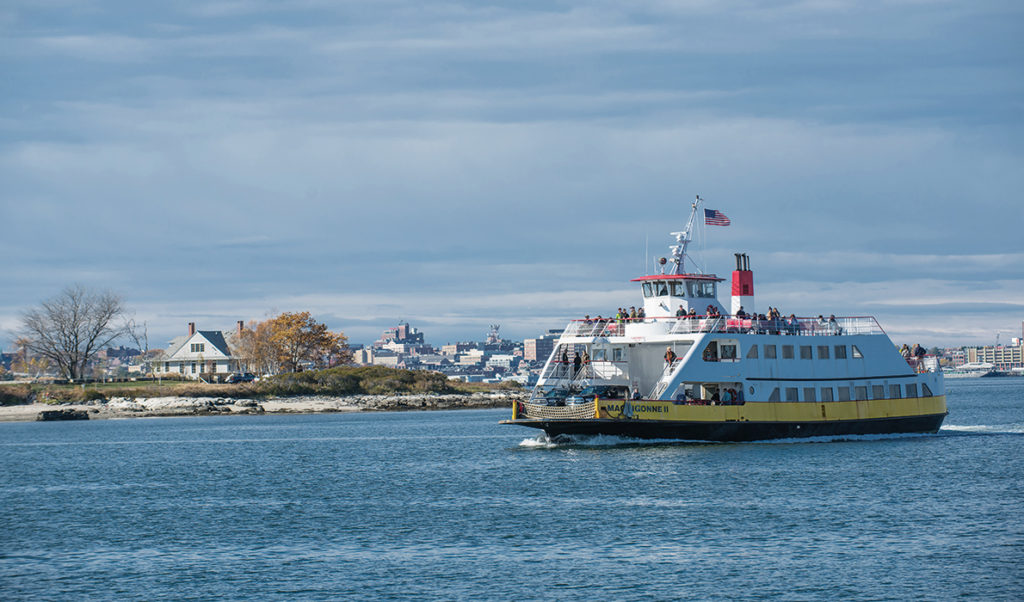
(2, 379, 1022, 601)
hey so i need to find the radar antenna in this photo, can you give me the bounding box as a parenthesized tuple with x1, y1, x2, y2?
(667, 195, 703, 275)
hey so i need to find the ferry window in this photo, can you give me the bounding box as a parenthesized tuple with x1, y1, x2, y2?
(835, 345, 847, 359)
(800, 345, 812, 359)
(854, 386, 868, 401)
(817, 345, 830, 359)
(671, 282, 686, 296)
(687, 281, 716, 298)
(656, 283, 669, 296)
(612, 348, 624, 362)
(803, 388, 816, 402)
(746, 345, 758, 359)
(889, 384, 901, 399)
(821, 387, 834, 402)
(593, 349, 607, 361)
(782, 345, 794, 359)
(720, 344, 737, 360)
(905, 383, 918, 397)
(785, 387, 799, 402)
(838, 386, 851, 401)
(872, 385, 885, 400)
(768, 388, 780, 402)
(765, 345, 777, 359)
(642, 283, 653, 298)
(702, 342, 719, 361)
(852, 345, 863, 359)
(922, 383, 933, 397)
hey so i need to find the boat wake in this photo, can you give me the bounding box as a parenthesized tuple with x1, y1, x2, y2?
(519, 431, 948, 448)
(518, 433, 695, 449)
(940, 423, 1024, 436)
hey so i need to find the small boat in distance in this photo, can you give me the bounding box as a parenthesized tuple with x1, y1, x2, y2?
(942, 362, 995, 379)
(501, 197, 947, 442)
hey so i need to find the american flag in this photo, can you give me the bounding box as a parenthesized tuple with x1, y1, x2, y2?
(704, 208, 731, 226)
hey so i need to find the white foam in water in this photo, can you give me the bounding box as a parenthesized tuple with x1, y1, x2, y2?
(941, 423, 1024, 434)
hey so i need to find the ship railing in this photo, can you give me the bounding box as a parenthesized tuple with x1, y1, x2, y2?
(519, 399, 596, 420)
(563, 315, 885, 337)
(649, 358, 683, 399)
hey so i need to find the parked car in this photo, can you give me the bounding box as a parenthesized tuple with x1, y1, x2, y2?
(565, 385, 629, 405)
(226, 373, 256, 383)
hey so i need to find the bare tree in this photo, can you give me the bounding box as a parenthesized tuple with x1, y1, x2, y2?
(20, 285, 131, 380)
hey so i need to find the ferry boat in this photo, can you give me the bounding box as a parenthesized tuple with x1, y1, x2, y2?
(501, 197, 947, 442)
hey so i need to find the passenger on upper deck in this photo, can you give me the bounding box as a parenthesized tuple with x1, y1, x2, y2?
(676, 305, 686, 317)
(736, 306, 747, 318)
(665, 346, 677, 366)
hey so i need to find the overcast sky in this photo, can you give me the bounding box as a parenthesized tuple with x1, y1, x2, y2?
(2, 0, 1022, 351)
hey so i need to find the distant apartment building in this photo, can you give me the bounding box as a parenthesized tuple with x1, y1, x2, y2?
(374, 322, 425, 348)
(966, 344, 1024, 371)
(442, 343, 476, 357)
(524, 330, 562, 362)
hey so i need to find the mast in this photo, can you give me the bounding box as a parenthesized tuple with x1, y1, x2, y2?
(668, 195, 702, 275)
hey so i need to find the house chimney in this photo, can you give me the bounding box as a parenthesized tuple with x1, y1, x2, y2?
(237, 320, 244, 336)
(188, 322, 196, 336)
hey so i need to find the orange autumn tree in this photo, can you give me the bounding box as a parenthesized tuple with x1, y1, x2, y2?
(241, 312, 351, 374)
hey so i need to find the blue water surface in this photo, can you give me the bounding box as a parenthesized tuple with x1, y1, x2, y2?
(1, 378, 1022, 600)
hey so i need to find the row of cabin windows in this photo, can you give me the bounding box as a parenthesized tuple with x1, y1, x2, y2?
(642, 281, 717, 299)
(744, 344, 861, 360)
(767, 382, 932, 402)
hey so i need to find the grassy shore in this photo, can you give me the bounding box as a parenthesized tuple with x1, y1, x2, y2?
(0, 366, 521, 405)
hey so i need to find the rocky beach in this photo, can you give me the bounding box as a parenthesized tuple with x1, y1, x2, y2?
(0, 391, 518, 422)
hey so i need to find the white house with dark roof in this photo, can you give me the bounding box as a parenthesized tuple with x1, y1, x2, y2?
(155, 322, 244, 381)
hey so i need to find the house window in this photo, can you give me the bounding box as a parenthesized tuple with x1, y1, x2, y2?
(785, 387, 799, 402)
(817, 346, 830, 359)
(765, 345, 777, 359)
(800, 345, 812, 359)
(852, 345, 863, 359)
(178, 363, 184, 373)
(803, 388, 816, 402)
(821, 387, 834, 402)
(837, 386, 851, 401)
(782, 345, 794, 359)
(889, 385, 902, 399)
(835, 345, 847, 359)
(191, 362, 196, 374)
(191, 343, 205, 353)
(906, 383, 918, 398)
(872, 385, 885, 399)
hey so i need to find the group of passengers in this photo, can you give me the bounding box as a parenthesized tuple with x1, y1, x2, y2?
(674, 386, 744, 406)
(899, 343, 927, 364)
(559, 348, 590, 378)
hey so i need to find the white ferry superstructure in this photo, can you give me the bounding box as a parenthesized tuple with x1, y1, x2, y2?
(501, 197, 947, 441)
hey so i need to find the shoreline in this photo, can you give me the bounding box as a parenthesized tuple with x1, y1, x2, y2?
(0, 391, 518, 422)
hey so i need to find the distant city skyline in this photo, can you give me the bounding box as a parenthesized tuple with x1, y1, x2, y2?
(3, 1, 1022, 351)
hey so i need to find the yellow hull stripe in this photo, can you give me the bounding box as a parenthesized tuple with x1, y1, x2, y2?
(597, 396, 947, 423)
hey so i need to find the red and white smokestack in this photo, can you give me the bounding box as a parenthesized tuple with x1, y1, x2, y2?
(731, 253, 754, 316)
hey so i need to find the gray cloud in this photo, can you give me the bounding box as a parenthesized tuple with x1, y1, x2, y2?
(2, 0, 1022, 350)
